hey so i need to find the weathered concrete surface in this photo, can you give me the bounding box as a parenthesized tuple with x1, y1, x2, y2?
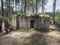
(11, 15, 50, 29)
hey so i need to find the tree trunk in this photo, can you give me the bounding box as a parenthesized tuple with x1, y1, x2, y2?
(36, 0, 38, 14)
(32, 0, 34, 14)
(52, 0, 56, 24)
(8, 0, 10, 16)
(1, 0, 4, 16)
(42, 0, 44, 14)
(21, 0, 23, 14)
(24, 0, 26, 14)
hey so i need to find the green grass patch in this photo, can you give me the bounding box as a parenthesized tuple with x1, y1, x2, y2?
(16, 34, 45, 45)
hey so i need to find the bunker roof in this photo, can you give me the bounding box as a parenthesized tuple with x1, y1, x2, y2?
(20, 14, 50, 18)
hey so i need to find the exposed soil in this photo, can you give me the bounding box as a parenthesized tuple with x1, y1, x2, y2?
(0, 28, 60, 45)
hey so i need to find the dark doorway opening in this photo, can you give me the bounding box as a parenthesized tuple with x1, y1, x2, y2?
(30, 20, 34, 28)
(0, 20, 2, 32)
(16, 16, 20, 29)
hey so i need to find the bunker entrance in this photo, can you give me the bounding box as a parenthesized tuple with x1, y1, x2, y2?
(0, 20, 2, 32)
(16, 16, 20, 29)
(30, 20, 34, 28)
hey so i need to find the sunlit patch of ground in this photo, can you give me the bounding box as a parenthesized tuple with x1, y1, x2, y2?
(49, 25, 58, 29)
(47, 31, 60, 39)
(4, 29, 40, 38)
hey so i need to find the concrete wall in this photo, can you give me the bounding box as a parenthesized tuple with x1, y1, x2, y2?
(19, 16, 31, 29)
(11, 15, 50, 30)
(11, 16, 16, 29)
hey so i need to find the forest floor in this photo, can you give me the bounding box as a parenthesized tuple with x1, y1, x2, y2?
(0, 25, 60, 45)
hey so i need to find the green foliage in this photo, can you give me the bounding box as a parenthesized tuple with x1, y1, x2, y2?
(55, 9, 60, 21)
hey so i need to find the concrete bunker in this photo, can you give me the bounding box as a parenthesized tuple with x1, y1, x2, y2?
(11, 14, 50, 30)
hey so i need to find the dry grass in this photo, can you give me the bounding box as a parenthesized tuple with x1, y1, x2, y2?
(0, 28, 60, 45)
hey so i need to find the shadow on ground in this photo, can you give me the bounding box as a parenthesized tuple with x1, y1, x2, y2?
(35, 28, 49, 32)
(16, 33, 47, 45)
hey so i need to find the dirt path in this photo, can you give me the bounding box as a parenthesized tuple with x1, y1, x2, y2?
(0, 29, 60, 45)
(45, 31, 60, 45)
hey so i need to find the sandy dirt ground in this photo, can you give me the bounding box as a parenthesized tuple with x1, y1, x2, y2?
(0, 28, 60, 45)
